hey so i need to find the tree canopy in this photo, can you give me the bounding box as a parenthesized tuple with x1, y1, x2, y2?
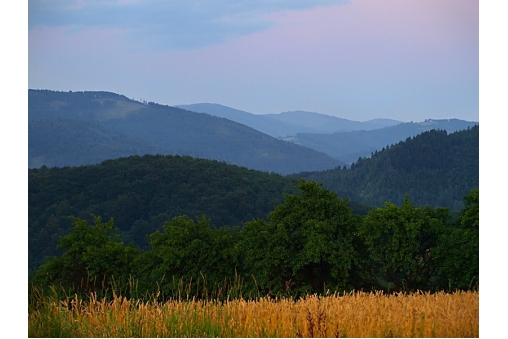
(33, 216, 139, 297)
(241, 180, 360, 296)
(358, 197, 450, 291)
(31, 181, 479, 299)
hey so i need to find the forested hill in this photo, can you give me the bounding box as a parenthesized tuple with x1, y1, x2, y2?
(28, 90, 343, 174)
(28, 155, 294, 271)
(284, 119, 478, 164)
(296, 125, 479, 211)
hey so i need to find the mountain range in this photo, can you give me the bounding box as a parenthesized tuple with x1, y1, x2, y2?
(29, 89, 478, 172)
(29, 90, 343, 174)
(176, 103, 478, 164)
(176, 103, 401, 137)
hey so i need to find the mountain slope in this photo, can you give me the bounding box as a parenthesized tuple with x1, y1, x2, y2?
(285, 119, 478, 164)
(176, 103, 401, 137)
(29, 90, 343, 174)
(28, 118, 167, 168)
(296, 125, 479, 211)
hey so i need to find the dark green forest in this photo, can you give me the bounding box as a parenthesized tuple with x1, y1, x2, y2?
(29, 154, 373, 274)
(298, 126, 479, 210)
(29, 155, 300, 272)
(29, 125, 478, 278)
(32, 180, 478, 300)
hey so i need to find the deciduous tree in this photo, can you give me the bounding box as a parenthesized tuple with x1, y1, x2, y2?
(241, 180, 360, 296)
(358, 196, 449, 291)
(33, 216, 139, 297)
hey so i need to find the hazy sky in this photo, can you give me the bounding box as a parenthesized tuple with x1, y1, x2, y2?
(28, 0, 479, 122)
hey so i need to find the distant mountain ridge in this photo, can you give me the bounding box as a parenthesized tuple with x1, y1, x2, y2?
(285, 119, 478, 164)
(28, 90, 343, 174)
(176, 103, 477, 164)
(265, 110, 402, 133)
(175, 103, 402, 137)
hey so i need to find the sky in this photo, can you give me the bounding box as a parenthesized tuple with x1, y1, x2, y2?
(27, 0, 479, 122)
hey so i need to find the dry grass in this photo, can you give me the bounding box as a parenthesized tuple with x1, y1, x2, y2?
(29, 290, 478, 337)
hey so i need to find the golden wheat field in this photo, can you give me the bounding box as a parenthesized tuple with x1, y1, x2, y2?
(28, 290, 478, 338)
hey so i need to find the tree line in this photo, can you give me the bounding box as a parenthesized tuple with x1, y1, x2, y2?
(32, 180, 479, 300)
